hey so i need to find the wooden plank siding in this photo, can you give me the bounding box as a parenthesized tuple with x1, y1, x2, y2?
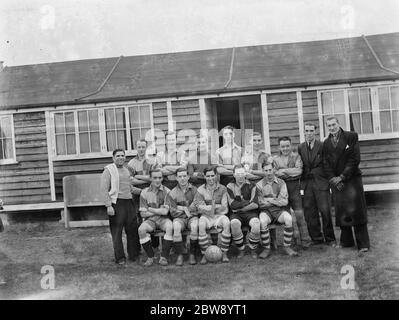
(152, 102, 169, 133)
(171, 100, 201, 148)
(359, 139, 399, 185)
(52, 156, 136, 200)
(301, 90, 320, 140)
(171, 100, 201, 132)
(0, 112, 51, 204)
(266, 92, 300, 154)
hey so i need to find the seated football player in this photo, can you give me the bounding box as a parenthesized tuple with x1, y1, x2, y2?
(192, 166, 231, 264)
(138, 168, 173, 266)
(226, 165, 260, 259)
(256, 161, 298, 257)
(128, 138, 161, 249)
(165, 167, 199, 266)
(273, 136, 311, 248)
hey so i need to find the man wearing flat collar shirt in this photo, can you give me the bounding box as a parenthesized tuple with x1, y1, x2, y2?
(298, 123, 336, 246)
(216, 126, 243, 186)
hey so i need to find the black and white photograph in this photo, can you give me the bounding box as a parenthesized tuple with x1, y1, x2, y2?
(0, 0, 398, 303)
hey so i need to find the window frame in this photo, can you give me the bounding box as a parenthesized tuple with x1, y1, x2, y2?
(0, 114, 17, 165)
(51, 103, 154, 160)
(318, 85, 399, 141)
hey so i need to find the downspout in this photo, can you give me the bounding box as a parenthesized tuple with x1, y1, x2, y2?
(362, 35, 399, 76)
(75, 55, 123, 101)
(224, 47, 236, 89)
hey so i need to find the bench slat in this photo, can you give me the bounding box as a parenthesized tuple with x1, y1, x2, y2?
(1, 202, 64, 213)
(66, 202, 104, 207)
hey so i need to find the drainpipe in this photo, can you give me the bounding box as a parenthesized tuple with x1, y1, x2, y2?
(75, 55, 123, 101)
(362, 35, 399, 76)
(224, 47, 236, 89)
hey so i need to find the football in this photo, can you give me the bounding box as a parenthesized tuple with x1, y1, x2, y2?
(205, 245, 223, 262)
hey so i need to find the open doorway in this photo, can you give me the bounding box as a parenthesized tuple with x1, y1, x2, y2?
(215, 100, 241, 146)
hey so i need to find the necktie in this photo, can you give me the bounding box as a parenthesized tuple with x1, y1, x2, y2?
(332, 134, 338, 147)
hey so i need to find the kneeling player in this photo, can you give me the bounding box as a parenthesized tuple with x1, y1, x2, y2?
(166, 167, 199, 266)
(138, 168, 173, 266)
(256, 162, 298, 257)
(193, 166, 231, 264)
(227, 165, 260, 258)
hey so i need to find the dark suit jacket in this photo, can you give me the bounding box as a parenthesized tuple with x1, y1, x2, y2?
(298, 140, 329, 191)
(322, 129, 362, 181)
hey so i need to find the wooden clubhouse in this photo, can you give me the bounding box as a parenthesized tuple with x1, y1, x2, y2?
(0, 32, 398, 223)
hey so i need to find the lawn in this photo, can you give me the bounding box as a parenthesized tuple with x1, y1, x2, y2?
(0, 200, 398, 300)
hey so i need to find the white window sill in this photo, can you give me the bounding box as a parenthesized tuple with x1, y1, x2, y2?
(322, 133, 399, 141)
(52, 150, 138, 161)
(358, 133, 399, 141)
(0, 159, 18, 165)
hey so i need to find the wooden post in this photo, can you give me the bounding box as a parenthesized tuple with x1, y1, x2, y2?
(199, 98, 207, 130)
(45, 111, 56, 201)
(260, 93, 271, 154)
(166, 100, 174, 131)
(296, 91, 305, 143)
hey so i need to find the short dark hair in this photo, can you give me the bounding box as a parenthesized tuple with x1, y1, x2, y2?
(222, 126, 235, 133)
(233, 164, 245, 173)
(278, 136, 291, 144)
(304, 122, 317, 130)
(112, 149, 125, 156)
(326, 116, 340, 123)
(203, 166, 218, 175)
(136, 139, 147, 147)
(175, 167, 188, 175)
(261, 160, 274, 169)
(149, 167, 163, 177)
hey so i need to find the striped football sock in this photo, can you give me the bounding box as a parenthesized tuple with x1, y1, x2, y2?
(284, 227, 294, 247)
(260, 227, 271, 249)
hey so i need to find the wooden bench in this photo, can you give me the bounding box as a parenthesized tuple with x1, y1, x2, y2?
(152, 224, 278, 250)
(0, 202, 65, 226)
(63, 174, 109, 228)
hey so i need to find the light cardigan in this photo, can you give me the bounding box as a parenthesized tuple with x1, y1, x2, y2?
(105, 163, 119, 205)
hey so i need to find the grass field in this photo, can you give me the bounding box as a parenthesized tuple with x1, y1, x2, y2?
(0, 201, 398, 300)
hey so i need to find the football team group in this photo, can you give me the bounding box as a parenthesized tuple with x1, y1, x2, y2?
(101, 116, 370, 267)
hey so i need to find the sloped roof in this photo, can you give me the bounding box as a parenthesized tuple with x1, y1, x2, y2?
(1, 32, 399, 109)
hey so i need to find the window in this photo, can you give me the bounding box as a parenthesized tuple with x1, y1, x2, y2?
(0, 115, 16, 163)
(104, 107, 126, 151)
(54, 112, 76, 155)
(378, 86, 399, 133)
(78, 110, 101, 153)
(318, 84, 399, 140)
(348, 88, 373, 134)
(129, 105, 152, 149)
(52, 104, 153, 159)
(320, 90, 347, 133)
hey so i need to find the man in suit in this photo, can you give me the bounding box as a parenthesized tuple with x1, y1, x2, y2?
(298, 123, 336, 245)
(322, 116, 370, 254)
